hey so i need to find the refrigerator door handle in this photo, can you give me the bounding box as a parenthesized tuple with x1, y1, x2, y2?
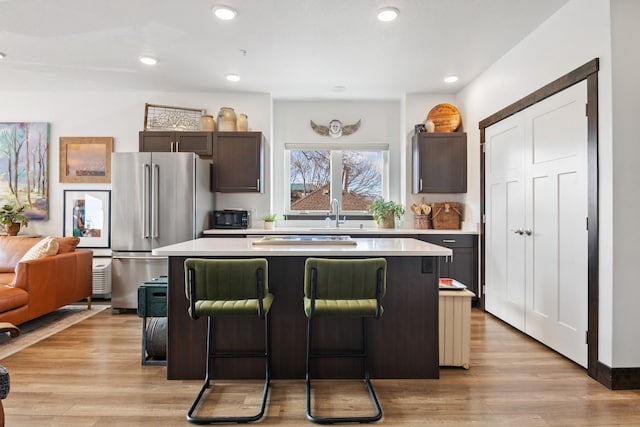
(152, 163, 160, 239)
(142, 163, 151, 239)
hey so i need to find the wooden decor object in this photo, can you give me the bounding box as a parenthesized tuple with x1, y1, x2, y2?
(426, 103, 461, 132)
(431, 202, 462, 229)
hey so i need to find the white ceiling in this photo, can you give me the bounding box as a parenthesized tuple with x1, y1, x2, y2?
(0, 0, 569, 99)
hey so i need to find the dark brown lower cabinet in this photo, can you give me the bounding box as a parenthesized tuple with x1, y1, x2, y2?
(419, 234, 478, 300)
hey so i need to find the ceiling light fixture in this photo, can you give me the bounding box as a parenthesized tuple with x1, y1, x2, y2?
(212, 5, 238, 20)
(332, 86, 347, 93)
(138, 56, 158, 66)
(444, 75, 459, 83)
(225, 73, 240, 82)
(0, 52, 5, 59)
(377, 7, 399, 22)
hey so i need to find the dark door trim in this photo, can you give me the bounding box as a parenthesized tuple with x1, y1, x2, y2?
(478, 58, 599, 381)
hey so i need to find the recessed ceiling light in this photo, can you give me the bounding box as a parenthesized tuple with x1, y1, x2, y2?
(138, 56, 158, 66)
(444, 75, 459, 83)
(377, 7, 399, 22)
(225, 73, 240, 82)
(213, 5, 238, 20)
(332, 86, 347, 93)
(0, 52, 5, 60)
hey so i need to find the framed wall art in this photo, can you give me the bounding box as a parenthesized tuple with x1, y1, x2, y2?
(63, 190, 111, 248)
(0, 122, 50, 220)
(59, 136, 113, 183)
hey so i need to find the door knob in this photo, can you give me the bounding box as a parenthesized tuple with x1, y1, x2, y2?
(525, 228, 532, 236)
(510, 228, 524, 235)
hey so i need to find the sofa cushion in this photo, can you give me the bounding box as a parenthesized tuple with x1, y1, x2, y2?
(18, 236, 59, 263)
(0, 285, 29, 313)
(0, 237, 41, 273)
(55, 236, 80, 254)
(0, 273, 14, 286)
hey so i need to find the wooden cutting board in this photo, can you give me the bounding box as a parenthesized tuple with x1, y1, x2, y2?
(426, 103, 461, 132)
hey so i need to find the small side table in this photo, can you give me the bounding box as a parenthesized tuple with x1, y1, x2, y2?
(137, 277, 168, 366)
(439, 288, 475, 369)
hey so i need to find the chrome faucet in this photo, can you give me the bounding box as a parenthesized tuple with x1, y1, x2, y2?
(331, 198, 345, 228)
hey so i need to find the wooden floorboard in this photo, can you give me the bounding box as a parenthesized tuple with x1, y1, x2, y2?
(2, 308, 639, 426)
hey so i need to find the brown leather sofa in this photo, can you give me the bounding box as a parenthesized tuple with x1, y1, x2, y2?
(0, 236, 92, 325)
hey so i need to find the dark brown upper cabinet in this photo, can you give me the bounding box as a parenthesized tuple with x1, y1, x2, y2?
(139, 131, 213, 158)
(412, 132, 467, 193)
(212, 131, 264, 193)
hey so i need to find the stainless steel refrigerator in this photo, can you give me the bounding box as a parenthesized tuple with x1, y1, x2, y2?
(111, 152, 213, 309)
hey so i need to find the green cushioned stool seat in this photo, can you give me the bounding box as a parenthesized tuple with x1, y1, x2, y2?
(303, 257, 387, 424)
(184, 258, 273, 424)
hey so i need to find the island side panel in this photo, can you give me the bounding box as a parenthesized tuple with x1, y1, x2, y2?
(167, 256, 206, 380)
(167, 255, 440, 380)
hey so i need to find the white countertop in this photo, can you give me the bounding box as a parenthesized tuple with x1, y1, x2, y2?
(152, 237, 452, 257)
(203, 227, 478, 235)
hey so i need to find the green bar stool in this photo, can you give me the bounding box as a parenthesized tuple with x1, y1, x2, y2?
(303, 257, 387, 424)
(184, 258, 274, 424)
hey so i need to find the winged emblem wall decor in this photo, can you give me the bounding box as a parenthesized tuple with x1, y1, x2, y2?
(310, 119, 361, 138)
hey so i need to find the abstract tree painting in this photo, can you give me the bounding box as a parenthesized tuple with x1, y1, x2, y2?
(0, 122, 49, 220)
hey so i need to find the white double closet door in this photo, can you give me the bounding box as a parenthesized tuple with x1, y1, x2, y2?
(485, 81, 588, 367)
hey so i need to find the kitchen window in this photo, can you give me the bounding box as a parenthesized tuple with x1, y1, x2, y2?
(285, 143, 389, 217)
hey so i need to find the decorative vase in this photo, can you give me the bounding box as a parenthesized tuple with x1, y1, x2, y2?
(425, 120, 436, 133)
(200, 115, 216, 131)
(264, 220, 275, 230)
(237, 113, 248, 131)
(5, 223, 20, 236)
(377, 213, 395, 229)
(217, 107, 237, 132)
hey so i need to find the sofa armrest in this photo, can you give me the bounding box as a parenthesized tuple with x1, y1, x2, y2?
(13, 251, 93, 313)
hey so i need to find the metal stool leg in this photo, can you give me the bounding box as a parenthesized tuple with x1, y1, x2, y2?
(187, 314, 271, 424)
(305, 316, 382, 424)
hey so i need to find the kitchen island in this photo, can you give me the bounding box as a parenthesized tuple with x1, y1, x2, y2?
(153, 237, 451, 380)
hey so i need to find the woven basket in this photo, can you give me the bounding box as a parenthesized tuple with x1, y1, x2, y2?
(431, 202, 462, 230)
(414, 215, 432, 230)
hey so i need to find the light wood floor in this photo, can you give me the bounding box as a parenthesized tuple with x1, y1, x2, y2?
(2, 308, 639, 426)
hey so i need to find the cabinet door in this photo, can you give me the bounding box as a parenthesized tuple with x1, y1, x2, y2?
(175, 132, 213, 157)
(412, 132, 467, 193)
(420, 234, 478, 297)
(213, 132, 264, 193)
(139, 131, 173, 152)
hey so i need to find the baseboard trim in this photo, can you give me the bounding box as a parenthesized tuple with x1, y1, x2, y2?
(596, 361, 640, 390)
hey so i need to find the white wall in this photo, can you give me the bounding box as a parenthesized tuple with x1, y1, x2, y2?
(454, 0, 624, 366)
(403, 94, 480, 228)
(273, 100, 401, 226)
(0, 90, 272, 238)
(610, 0, 640, 367)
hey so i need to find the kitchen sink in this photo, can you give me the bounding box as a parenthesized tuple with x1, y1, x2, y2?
(252, 235, 357, 245)
(307, 227, 373, 232)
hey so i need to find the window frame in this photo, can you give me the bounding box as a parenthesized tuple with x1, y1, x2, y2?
(284, 142, 389, 218)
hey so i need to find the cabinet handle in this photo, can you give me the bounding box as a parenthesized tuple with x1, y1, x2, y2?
(442, 239, 456, 243)
(419, 178, 423, 191)
(170, 141, 175, 152)
(256, 178, 260, 190)
(525, 228, 532, 236)
(175, 141, 180, 152)
(510, 228, 524, 235)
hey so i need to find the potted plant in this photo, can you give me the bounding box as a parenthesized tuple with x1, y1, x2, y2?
(263, 213, 277, 230)
(0, 202, 29, 236)
(368, 199, 405, 229)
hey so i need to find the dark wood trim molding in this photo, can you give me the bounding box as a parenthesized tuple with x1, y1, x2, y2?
(479, 58, 599, 129)
(479, 58, 604, 385)
(596, 362, 640, 390)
